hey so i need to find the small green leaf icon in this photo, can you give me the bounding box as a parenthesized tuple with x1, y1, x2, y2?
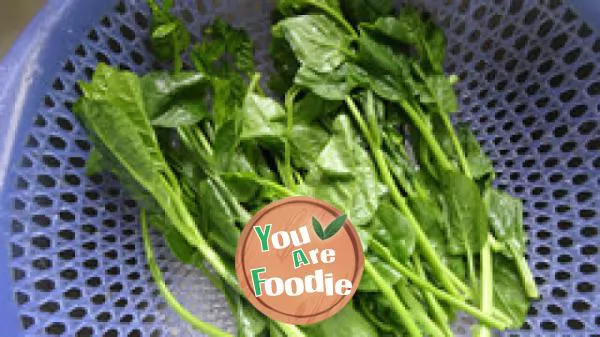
(312, 214, 347, 240)
(312, 217, 325, 240)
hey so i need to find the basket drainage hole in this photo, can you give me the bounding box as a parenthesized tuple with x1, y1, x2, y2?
(45, 322, 66, 335)
(567, 319, 585, 330)
(547, 304, 563, 315)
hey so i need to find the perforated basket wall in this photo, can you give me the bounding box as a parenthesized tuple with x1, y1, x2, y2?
(0, 0, 598, 336)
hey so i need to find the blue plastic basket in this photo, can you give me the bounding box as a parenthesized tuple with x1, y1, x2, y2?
(0, 0, 599, 336)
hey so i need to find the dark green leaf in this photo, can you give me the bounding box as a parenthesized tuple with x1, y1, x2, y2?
(363, 7, 446, 73)
(149, 15, 190, 61)
(340, 0, 392, 25)
(269, 36, 300, 96)
(151, 100, 207, 127)
(192, 19, 256, 77)
(294, 92, 342, 124)
(277, 0, 343, 17)
(211, 74, 246, 129)
(140, 71, 208, 120)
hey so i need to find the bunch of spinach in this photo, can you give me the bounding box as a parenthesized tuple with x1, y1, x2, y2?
(73, 1, 538, 336)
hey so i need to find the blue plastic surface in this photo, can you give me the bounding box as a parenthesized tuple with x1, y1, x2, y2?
(0, 2, 120, 336)
(0, 0, 599, 336)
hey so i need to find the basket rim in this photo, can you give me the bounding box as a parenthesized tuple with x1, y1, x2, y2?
(0, 1, 118, 335)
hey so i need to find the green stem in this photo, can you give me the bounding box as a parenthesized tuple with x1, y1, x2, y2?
(178, 128, 252, 225)
(476, 239, 493, 337)
(398, 100, 454, 171)
(466, 246, 477, 288)
(413, 256, 454, 337)
(439, 112, 472, 177)
(141, 210, 234, 337)
(369, 239, 507, 330)
(248, 72, 261, 94)
(509, 245, 539, 299)
(358, 299, 395, 332)
(309, 0, 358, 38)
(211, 175, 252, 223)
(172, 33, 182, 74)
(487, 233, 506, 253)
(385, 152, 415, 197)
(161, 181, 240, 291)
(396, 281, 445, 337)
(345, 96, 468, 297)
(365, 91, 381, 147)
(364, 260, 422, 337)
(284, 86, 301, 190)
(193, 127, 214, 156)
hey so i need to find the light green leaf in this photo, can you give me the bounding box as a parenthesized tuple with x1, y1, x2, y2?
(152, 22, 178, 38)
(274, 14, 353, 73)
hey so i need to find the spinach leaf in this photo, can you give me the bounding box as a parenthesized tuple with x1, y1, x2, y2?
(288, 123, 330, 170)
(147, 0, 190, 65)
(76, 64, 169, 197)
(194, 178, 241, 257)
(301, 115, 386, 226)
(273, 14, 354, 73)
(85, 148, 104, 176)
(237, 297, 269, 337)
(340, 0, 393, 25)
(439, 170, 488, 255)
(363, 7, 445, 73)
(211, 74, 246, 129)
(458, 125, 494, 182)
(418, 74, 458, 115)
(294, 92, 341, 124)
(371, 202, 416, 262)
(141, 72, 207, 118)
(294, 63, 365, 100)
(192, 18, 256, 77)
(151, 100, 208, 127)
(484, 188, 525, 257)
(269, 35, 300, 96)
(277, 0, 343, 17)
(492, 254, 530, 328)
(302, 303, 377, 336)
(240, 93, 286, 142)
(359, 256, 402, 292)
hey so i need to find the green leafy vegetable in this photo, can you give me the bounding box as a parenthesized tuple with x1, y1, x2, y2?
(74, 4, 539, 337)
